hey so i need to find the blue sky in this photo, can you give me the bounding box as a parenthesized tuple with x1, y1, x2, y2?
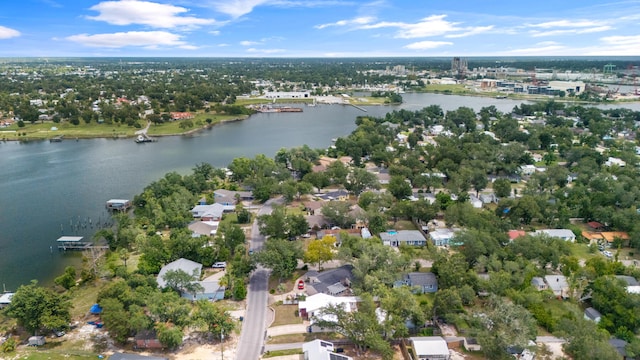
(1, 0, 639, 57)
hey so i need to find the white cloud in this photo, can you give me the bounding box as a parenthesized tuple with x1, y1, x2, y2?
(0, 25, 20, 39)
(246, 47, 285, 54)
(391, 15, 460, 38)
(315, 16, 375, 29)
(209, 30, 221, 36)
(505, 43, 567, 55)
(88, 0, 214, 29)
(240, 40, 260, 46)
(66, 31, 188, 48)
(445, 25, 494, 38)
(208, 0, 271, 18)
(404, 40, 452, 50)
(530, 25, 612, 37)
(528, 19, 605, 28)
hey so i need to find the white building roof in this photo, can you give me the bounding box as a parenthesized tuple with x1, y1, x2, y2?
(0, 292, 14, 304)
(410, 336, 450, 357)
(157, 258, 202, 289)
(299, 293, 359, 324)
(533, 229, 575, 240)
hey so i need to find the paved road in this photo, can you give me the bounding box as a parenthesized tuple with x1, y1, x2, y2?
(235, 198, 279, 360)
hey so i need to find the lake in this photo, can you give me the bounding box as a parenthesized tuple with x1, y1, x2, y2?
(0, 92, 637, 289)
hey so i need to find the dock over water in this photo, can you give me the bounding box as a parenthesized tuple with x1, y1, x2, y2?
(56, 236, 109, 251)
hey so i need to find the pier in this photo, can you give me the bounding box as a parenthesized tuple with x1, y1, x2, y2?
(50, 135, 64, 142)
(56, 236, 109, 251)
(349, 104, 367, 112)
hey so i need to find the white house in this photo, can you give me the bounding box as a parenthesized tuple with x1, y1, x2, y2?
(302, 339, 353, 360)
(190, 203, 225, 221)
(545, 275, 570, 298)
(533, 229, 576, 242)
(0, 292, 14, 309)
(584, 307, 602, 323)
(605, 157, 626, 167)
(519, 164, 536, 176)
(299, 293, 359, 325)
(430, 228, 457, 247)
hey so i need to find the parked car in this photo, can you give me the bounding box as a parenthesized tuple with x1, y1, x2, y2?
(297, 279, 305, 290)
(602, 251, 613, 258)
(212, 262, 227, 268)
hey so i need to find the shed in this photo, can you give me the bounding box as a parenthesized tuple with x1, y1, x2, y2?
(410, 336, 450, 359)
(584, 307, 602, 323)
(28, 336, 46, 346)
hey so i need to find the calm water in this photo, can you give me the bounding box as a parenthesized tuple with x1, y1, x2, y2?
(0, 93, 636, 289)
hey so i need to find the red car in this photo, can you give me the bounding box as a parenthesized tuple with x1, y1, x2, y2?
(297, 280, 305, 290)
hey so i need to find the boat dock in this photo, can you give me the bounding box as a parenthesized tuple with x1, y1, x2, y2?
(50, 135, 64, 143)
(349, 104, 367, 112)
(56, 236, 109, 251)
(106, 199, 132, 211)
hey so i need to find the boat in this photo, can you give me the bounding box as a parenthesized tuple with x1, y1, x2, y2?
(135, 134, 156, 143)
(49, 135, 63, 142)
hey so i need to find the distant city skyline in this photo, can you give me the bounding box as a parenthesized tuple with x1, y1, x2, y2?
(1, 0, 639, 57)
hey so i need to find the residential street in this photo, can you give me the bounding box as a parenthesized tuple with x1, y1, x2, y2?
(235, 198, 279, 360)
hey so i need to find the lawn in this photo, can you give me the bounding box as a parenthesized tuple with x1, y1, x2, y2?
(146, 113, 247, 136)
(14, 347, 98, 360)
(1, 121, 139, 140)
(268, 269, 307, 294)
(262, 349, 303, 358)
(68, 280, 109, 320)
(267, 332, 342, 344)
(270, 303, 303, 327)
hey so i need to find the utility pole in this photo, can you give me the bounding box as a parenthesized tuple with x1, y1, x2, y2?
(221, 329, 224, 360)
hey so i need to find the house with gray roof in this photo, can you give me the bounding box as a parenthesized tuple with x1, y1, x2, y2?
(531, 277, 547, 291)
(616, 275, 639, 287)
(545, 275, 570, 298)
(304, 265, 354, 296)
(396, 272, 438, 294)
(429, 228, 457, 247)
(157, 258, 202, 289)
(181, 280, 225, 301)
(380, 230, 427, 247)
(533, 229, 576, 242)
(188, 221, 219, 237)
(190, 203, 225, 221)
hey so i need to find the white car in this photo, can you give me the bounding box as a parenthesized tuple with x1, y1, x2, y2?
(212, 262, 227, 268)
(602, 251, 613, 258)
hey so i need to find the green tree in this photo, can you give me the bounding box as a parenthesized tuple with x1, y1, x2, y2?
(193, 299, 236, 336)
(475, 296, 537, 360)
(156, 322, 183, 349)
(493, 178, 512, 198)
(254, 238, 303, 283)
(321, 201, 355, 229)
(5, 280, 71, 335)
(54, 266, 77, 290)
(387, 175, 412, 200)
(100, 297, 131, 343)
(345, 168, 379, 196)
(304, 235, 335, 270)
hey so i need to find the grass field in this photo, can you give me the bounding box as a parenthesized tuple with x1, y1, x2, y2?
(270, 303, 304, 327)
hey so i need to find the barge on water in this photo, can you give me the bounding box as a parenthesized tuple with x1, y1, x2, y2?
(254, 105, 303, 113)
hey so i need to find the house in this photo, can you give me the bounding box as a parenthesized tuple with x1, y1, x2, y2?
(213, 189, 253, 208)
(188, 221, 219, 237)
(303, 200, 325, 215)
(601, 231, 630, 245)
(616, 275, 639, 287)
(157, 258, 202, 289)
(109, 352, 168, 360)
(135, 330, 163, 349)
(380, 230, 427, 247)
(398, 272, 438, 294)
(302, 339, 353, 360)
(316, 190, 349, 201)
(609, 338, 629, 359)
(533, 229, 576, 242)
(468, 195, 483, 209)
(545, 275, 570, 298)
(508, 230, 526, 241)
(587, 221, 604, 231)
(299, 293, 359, 322)
(190, 203, 225, 221)
(430, 228, 456, 247)
(316, 228, 360, 245)
(605, 157, 626, 167)
(348, 205, 368, 229)
(303, 265, 354, 296)
(306, 215, 330, 231)
(181, 280, 225, 301)
(531, 277, 547, 291)
(169, 112, 194, 120)
(519, 164, 536, 176)
(479, 193, 497, 204)
(584, 307, 602, 323)
(0, 292, 14, 309)
(410, 336, 450, 360)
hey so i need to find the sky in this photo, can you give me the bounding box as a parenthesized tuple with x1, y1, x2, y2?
(1, 0, 640, 57)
